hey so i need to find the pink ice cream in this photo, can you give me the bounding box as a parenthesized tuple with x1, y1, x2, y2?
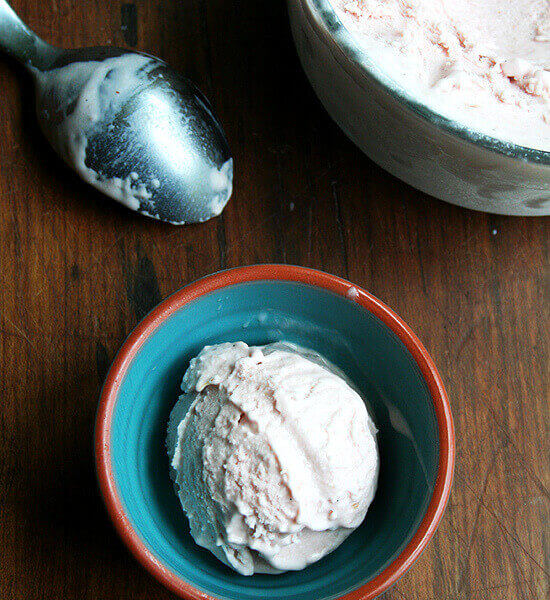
(167, 342, 379, 575)
(332, 0, 550, 150)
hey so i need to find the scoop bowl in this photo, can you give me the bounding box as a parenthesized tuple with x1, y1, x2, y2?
(95, 265, 454, 600)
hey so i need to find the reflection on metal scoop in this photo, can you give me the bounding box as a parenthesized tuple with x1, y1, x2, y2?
(0, 1, 233, 224)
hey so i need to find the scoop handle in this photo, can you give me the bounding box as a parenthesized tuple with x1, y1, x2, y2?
(0, 0, 60, 69)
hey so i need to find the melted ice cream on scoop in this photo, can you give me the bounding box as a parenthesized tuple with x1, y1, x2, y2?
(0, 1, 232, 224)
(32, 49, 233, 224)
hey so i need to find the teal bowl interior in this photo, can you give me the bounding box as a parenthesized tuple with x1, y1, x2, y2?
(109, 280, 439, 600)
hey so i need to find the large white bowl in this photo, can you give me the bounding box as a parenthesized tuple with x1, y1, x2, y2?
(287, 0, 550, 216)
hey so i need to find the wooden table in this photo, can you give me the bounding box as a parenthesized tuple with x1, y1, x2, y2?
(0, 2, 548, 599)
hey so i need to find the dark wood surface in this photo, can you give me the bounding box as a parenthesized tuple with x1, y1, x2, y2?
(0, 1, 548, 599)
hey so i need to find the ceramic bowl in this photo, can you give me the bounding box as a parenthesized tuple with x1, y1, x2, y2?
(287, 0, 550, 215)
(95, 265, 454, 600)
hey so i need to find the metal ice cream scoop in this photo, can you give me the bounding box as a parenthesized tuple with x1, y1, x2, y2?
(0, 0, 233, 224)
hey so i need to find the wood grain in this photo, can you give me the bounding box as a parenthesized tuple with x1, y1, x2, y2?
(0, 1, 548, 599)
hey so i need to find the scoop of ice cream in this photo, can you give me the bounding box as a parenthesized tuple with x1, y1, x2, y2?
(167, 342, 378, 575)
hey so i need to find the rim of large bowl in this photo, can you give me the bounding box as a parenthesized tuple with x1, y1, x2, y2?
(95, 264, 455, 600)
(298, 0, 550, 165)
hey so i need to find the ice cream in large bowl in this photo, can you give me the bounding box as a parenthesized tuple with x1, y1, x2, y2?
(95, 265, 454, 600)
(287, 0, 550, 214)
